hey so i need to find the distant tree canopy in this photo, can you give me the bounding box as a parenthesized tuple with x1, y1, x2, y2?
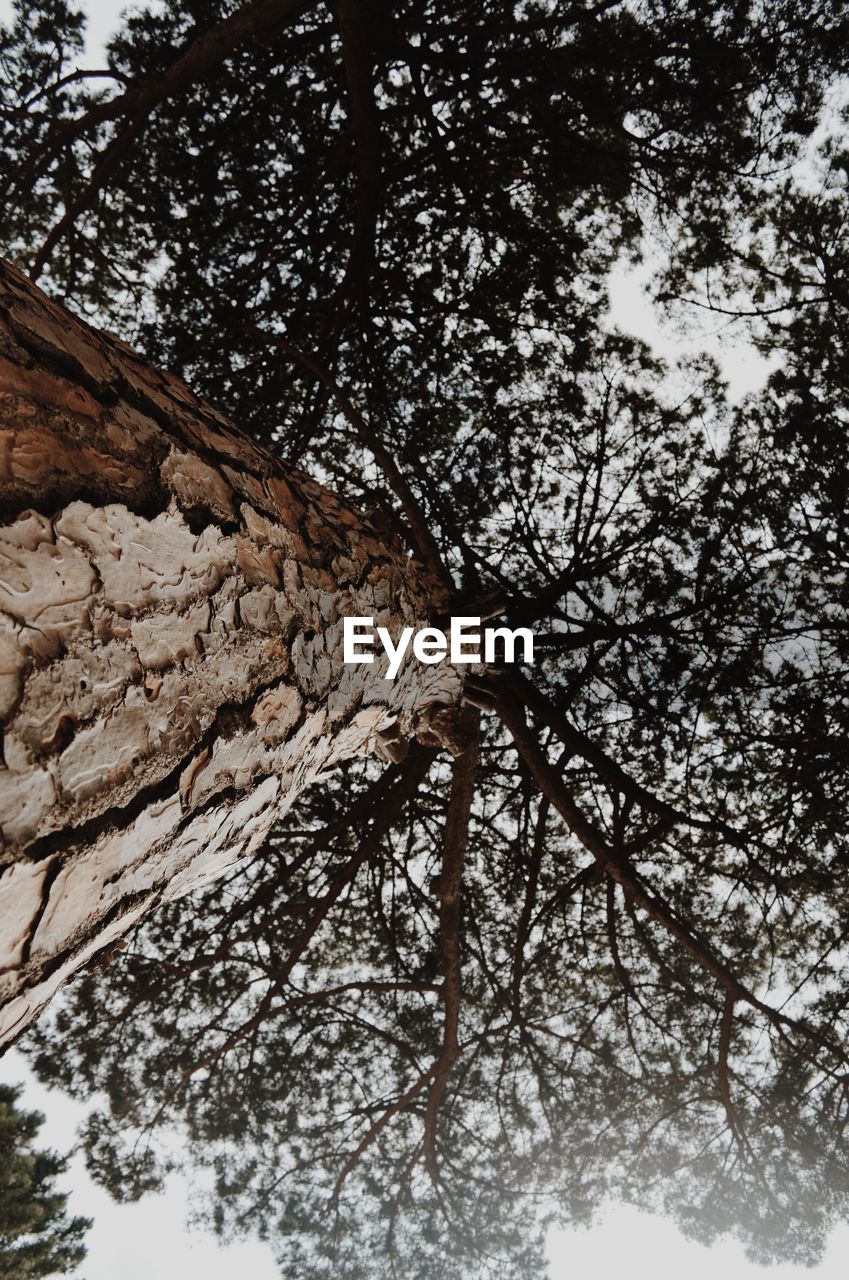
(0, 1083, 90, 1279)
(4, 0, 849, 1276)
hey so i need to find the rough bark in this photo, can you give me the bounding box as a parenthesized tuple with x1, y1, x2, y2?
(0, 260, 464, 1050)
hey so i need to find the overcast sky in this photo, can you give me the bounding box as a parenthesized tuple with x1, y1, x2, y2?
(0, 1, 843, 1277)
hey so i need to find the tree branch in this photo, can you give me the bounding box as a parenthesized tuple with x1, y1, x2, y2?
(252, 327, 453, 588)
(22, 0, 315, 273)
(496, 685, 847, 1068)
(424, 708, 480, 1180)
(334, 0, 382, 315)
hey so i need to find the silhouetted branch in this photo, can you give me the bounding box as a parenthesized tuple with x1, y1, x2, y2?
(424, 710, 480, 1180)
(253, 327, 453, 588)
(496, 682, 848, 1070)
(22, 0, 315, 272)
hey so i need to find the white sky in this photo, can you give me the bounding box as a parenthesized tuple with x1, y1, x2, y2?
(0, 1, 842, 1277)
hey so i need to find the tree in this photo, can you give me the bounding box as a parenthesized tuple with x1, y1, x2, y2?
(0, 256, 465, 1045)
(3, 0, 849, 1276)
(0, 1082, 90, 1279)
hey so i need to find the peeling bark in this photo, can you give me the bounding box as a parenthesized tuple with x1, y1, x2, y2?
(0, 260, 463, 1050)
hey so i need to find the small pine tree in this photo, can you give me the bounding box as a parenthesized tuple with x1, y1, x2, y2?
(0, 1083, 90, 1279)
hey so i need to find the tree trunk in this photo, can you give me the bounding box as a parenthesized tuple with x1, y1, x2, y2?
(0, 261, 463, 1050)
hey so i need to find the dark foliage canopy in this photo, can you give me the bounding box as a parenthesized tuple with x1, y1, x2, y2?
(0, 1082, 90, 1279)
(4, 0, 849, 1275)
